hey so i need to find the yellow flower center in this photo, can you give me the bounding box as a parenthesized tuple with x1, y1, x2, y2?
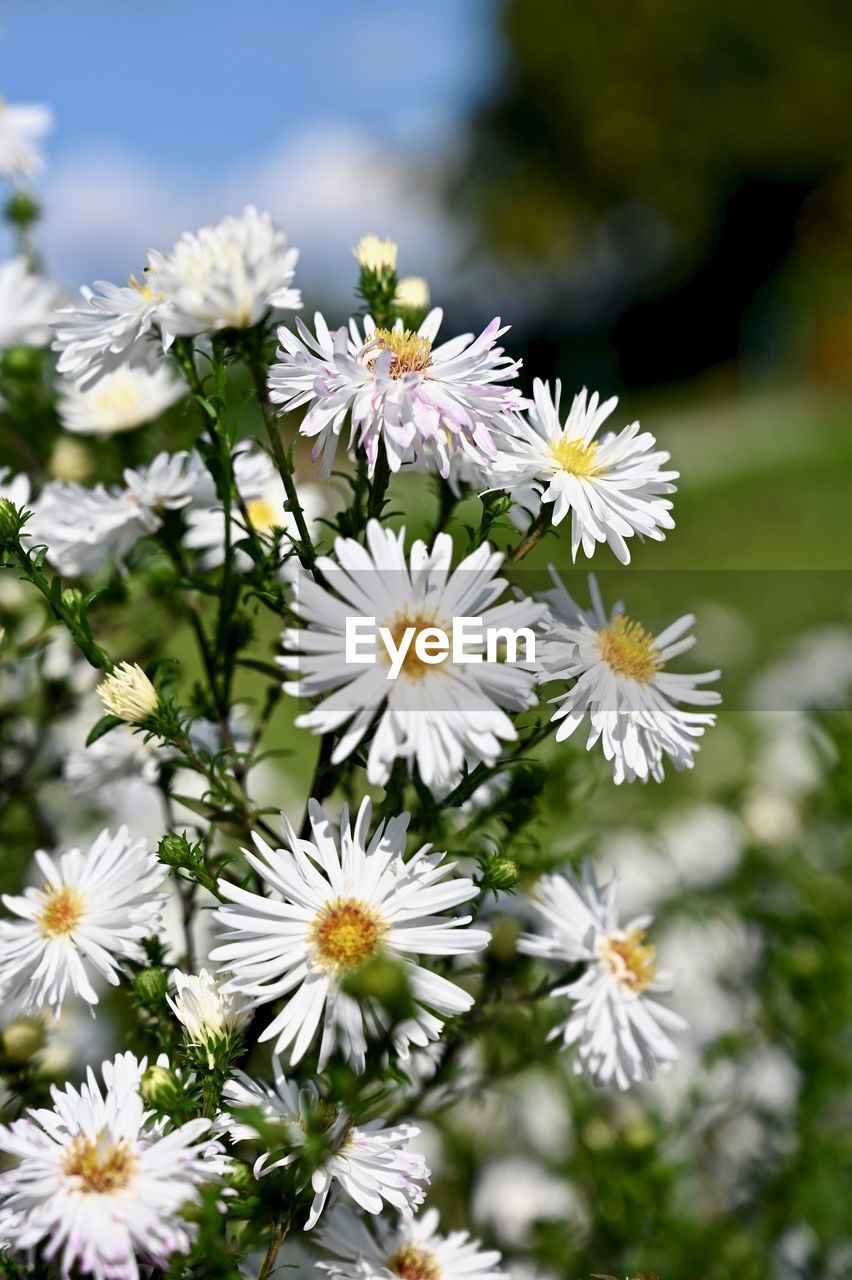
(128, 268, 156, 302)
(600, 928, 658, 993)
(246, 495, 280, 533)
(388, 1245, 442, 1280)
(37, 885, 85, 938)
(549, 435, 600, 476)
(370, 328, 433, 378)
(63, 1132, 136, 1195)
(310, 898, 387, 973)
(598, 614, 662, 683)
(383, 611, 441, 680)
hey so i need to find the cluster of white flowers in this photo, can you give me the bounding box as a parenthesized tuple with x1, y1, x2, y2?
(0, 109, 726, 1280)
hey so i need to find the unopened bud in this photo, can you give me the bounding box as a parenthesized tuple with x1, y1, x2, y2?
(134, 967, 169, 1003)
(2, 1016, 46, 1064)
(140, 1063, 181, 1106)
(480, 852, 520, 894)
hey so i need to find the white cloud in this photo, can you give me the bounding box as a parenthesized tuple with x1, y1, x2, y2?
(39, 124, 459, 304)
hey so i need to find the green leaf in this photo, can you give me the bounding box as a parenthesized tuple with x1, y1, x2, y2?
(85, 714, 123, 746)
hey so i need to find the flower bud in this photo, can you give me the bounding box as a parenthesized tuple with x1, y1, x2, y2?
(394, 276, 430, 311)
(353, 234, 398, 274)
(98, 661, 159, 724)
(479, 852, 520, 895)
(158, 832, 193, 868)
(134, 967, 169, 1003)
(140, 1063, 181, 1107)
(2, 1016, 46, 1064)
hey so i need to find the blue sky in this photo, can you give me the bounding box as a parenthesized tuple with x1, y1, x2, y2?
(1, 0, 495, 292)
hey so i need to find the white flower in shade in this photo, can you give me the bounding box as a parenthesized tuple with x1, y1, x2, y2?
(211, 797, 488, 1071)
(53, 271, 166, 388)
(182, 445, 324, 571)
(25, 480, 150, 576)
(540, 573, 721, 784)
(317, 1204, 507, 1280)
(281, 520, 544, 794)
(268, 309, 524, 478)
(0, 99, 52, 179)
(57, 365, 185, 436)
(0, 827, 168, 1016)
(0, 1051, 224, 1280)
(122, 448, 214, 515)
(490, 381, 678, 563)
(353, 234, 398, 273)
(519, 861, 687, 1089)
(0, 257, 61, 348)
(167, 969, 251, 1065)
(149, 206, 300, 337)
(223, 1057, 429, 1229)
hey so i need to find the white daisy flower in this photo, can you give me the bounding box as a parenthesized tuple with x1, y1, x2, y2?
(183, 445, 324, 571)
(167, 968, 251, 1066)
(26, 480, 151, 577)
(57, 365, 185, 436)
(211, 796, 489, 1071)
(519, 861, 687, 1089)
(281, 520, 544, 794)
(0, 1050, 225, 1280)
(149, 205, 300, 337)
(268, 309, 524, 478)
(0, 826, 168, 1016)
(317, 1204, 507, 1280)
(53, 271, 166, 388)
(0, 257, 61, 349)
(540, 573, 721, 784)
(0, 99, 52, 180)
(490, 380, 678, 563)
(222, 1057, 429, 1229)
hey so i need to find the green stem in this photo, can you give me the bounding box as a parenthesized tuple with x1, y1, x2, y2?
(507, 508, 552, 563)
(258, 1214, 292, 1280)
(5, 536, 110, 669)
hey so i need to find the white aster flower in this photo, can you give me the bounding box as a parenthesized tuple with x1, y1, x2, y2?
(0, 257, 61, 348)
(317, 1204, 507, 1280)
(223, 1057, 429, 1228)
(268, 309, 524, 478)
(540, 573, 721, 784)
(519, 861, 687, 1089)
(281, 520, 544, 793)
(211, 796, 488, 1071)
(0, 99, 52, 179)
(53, 271, 166, 388)
(0, 1050, 224, 1280)
(167, 968, 251, 1066)
(64, 721, 163, 796)
(0, 826, 168, 1016)
(183, 445, 324, 571)
(25, 479, 149, 577)
(490, 380, 677, 563)
(149, 205, 300, 337)
(122, 448, 215, 515)
(98, 662, 159, 724)
(57, 365, 185, 436)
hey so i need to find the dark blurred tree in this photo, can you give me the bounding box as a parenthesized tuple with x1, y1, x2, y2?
(456, 0, 852, 384)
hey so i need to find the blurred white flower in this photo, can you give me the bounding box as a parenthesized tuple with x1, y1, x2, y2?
(0, 465, 31, 510)
(490, 380, 677, 563)
(53, 271, 166, 387)
(269, 309, 524, 478)
(0, 826, 168, 1016)
(0, 1051, 224, 1278)
(395, 275, 431, 311)
(57, 364, 185, 435)
(0, 258, 61, 349)
(0, 99, 52, 180)
(26, 479, 149, 576)
(353, 233, 398, 273)
(281, 520, 543, 793)
(122, 448, 214, 514)
(519, 861, 686, 1089)
(473, 1156, 584, 1247)
(317, 1204, 507, 1280)
(540, 573, 720, 784)
(223, 1057, 429, 1229)
(150, 205, 300, 336)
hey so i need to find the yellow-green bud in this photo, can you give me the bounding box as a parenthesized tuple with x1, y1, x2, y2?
(480, 853, 520, 894)
(2, 1016, 46, 1064)
(140, 1063, 181, 1106)
(134, 967, 169, 1003)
